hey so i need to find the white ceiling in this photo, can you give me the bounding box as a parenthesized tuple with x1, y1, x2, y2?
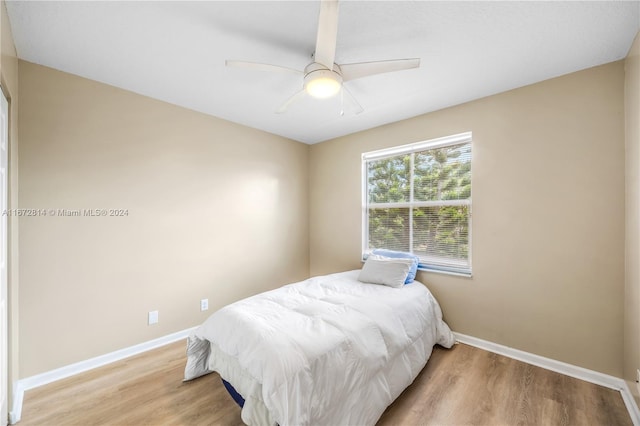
(5, 1, 640, 144)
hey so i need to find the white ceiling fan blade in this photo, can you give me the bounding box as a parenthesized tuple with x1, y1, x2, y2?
(340, 58, 420, 82)
(225, 60, 302, 76)
(314, 0, 339, 70)
(276, 90, 306, 114)
(341, 86, 363, 115)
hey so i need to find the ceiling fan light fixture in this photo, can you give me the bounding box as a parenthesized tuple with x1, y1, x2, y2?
(304, 69, 342, 99)
(226, 1, 420, 114)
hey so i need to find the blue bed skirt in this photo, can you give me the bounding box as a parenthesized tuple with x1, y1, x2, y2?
(222, 378, 245, 408)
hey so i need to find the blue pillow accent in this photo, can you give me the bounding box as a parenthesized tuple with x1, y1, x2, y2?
(371, 249, 420, 284)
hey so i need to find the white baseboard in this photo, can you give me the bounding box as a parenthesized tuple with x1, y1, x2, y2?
(454, 332, 640, 426)
(9, 327, 195, 424)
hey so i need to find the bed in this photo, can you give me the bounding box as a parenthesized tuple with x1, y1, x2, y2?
(184, 268, 455, 425)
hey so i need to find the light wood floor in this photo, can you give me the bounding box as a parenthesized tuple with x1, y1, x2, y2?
(19, 340, 632, 426)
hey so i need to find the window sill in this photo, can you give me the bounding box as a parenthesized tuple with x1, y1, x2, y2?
(417, 267, 472, 279)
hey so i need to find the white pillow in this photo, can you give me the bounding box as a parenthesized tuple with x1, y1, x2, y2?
(358, 257, 413, 288)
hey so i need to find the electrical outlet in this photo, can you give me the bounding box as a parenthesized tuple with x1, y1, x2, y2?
(148, 310, 159, 325)
(200, 299, 209, 311)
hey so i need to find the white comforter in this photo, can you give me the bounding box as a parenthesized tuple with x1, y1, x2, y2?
(184, 270, 455, 426)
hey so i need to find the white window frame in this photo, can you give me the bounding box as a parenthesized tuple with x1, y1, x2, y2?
(362, 132, 472, 277)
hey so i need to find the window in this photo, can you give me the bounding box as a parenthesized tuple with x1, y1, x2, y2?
(362, 132, 472, 276)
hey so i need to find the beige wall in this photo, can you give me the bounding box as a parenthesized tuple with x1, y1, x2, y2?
(1, 0, 20, 413)
(625, 31, 640, 402)
(18, 61, 309, 377)
(310, 62, 626, 376)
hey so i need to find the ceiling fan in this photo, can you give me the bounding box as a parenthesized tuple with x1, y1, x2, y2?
(226, 0, 420, 114)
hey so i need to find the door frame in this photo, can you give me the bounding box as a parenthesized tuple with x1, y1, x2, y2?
(0, 84, 9, 426)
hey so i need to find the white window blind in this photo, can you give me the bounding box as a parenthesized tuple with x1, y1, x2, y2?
(362, 132, 472, 276)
